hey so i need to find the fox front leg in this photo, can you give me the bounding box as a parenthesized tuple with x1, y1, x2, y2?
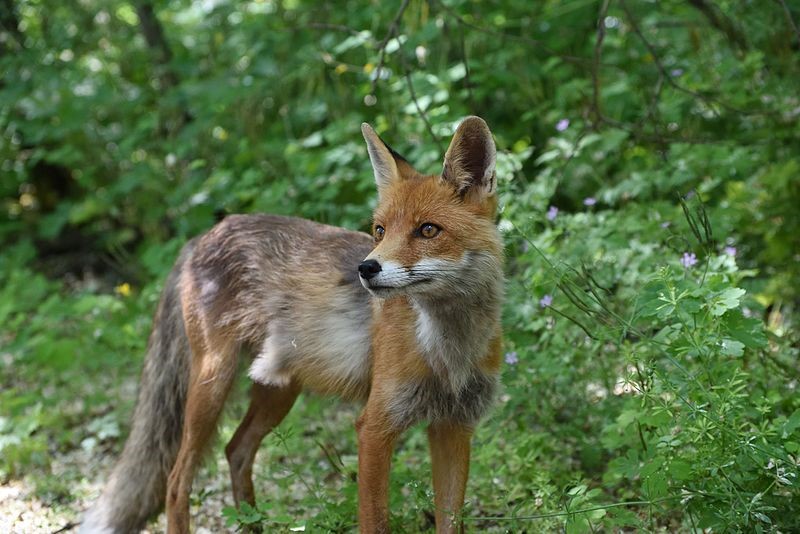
(355, 406, 400, 533)
(428, 422, 473, 533)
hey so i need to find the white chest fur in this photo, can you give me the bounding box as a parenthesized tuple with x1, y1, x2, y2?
(411, 294, 499, 393)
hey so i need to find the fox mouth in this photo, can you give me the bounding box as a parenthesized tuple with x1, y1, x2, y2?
(362, 278, 433, 291)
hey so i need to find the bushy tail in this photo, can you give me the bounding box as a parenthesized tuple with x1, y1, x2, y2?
(81, 245, 194, 533)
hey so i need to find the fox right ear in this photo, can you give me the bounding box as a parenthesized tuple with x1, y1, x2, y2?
(361, 123, 403, 196)
(441, 116, 497, 199)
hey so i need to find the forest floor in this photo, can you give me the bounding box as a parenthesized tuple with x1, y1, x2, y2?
(1, 376, 365, 534)
(1, 413, 231, 534)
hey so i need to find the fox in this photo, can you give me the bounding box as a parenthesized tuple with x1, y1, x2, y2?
(80, 116, 504, 534)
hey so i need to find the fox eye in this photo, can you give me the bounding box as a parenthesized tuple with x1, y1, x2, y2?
(419, 223, 441, 238)
(374, 225, 385, 241)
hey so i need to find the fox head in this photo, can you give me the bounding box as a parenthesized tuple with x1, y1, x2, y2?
(358, 116, 503, 300)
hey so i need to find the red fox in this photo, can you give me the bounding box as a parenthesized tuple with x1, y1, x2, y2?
(80, 116, 503, 533)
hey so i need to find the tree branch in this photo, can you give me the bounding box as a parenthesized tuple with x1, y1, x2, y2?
(590, 0, 611, 127)
(775, 0, 800, 47)
(687, 0, 749, 53)
(619, 0, 768, 118)
(431, 0, 597, 68)
(369, 0, 411, 97)
(0, 0, 24, 55)
(134, 1, 192, 133)
(136, 1, 178, 90)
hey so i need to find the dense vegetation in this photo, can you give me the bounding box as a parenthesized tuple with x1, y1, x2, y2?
(2, 0, 799, 531)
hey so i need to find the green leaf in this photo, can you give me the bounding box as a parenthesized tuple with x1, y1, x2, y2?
(723, 312, 768, 349)
(720, 338, 745, 357)
(709, 287, 746, 316)
(783, 410, 800, 438)
(669, 460, 693, 481)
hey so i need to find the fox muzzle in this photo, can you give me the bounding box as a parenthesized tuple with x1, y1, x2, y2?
(358, 259, 382, 280)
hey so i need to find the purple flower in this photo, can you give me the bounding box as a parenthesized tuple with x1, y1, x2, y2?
(660, 221, 671, 229)
(680, 252, 698, 268)
(583, 197, 597, 207)
(670, 68, 684, 77)
(546, 205, 559, 221)
(556, 118, 570, 132)
(539, 294, 553, 308)
(724, 246, 737, 257)
(504, 351, 519, 365)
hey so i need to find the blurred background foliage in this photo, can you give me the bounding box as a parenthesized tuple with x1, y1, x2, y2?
(1, 0, 799, 531)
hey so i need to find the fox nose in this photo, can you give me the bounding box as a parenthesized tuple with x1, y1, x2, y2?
(358, 259, 382, 280)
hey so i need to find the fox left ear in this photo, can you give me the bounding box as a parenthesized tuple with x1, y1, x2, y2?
(362, 123, 408, 198)
(441, 116, 497, 198)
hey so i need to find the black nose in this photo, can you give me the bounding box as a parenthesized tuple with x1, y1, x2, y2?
(358, 259, 382, 280)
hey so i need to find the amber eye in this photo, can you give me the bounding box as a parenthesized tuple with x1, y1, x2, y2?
(374, 225, 385, 241)
(419, 223, 441, 238)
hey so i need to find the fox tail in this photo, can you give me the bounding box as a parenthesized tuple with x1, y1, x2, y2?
(80, 246, 194, 533)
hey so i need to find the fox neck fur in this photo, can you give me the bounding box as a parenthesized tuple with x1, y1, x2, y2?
(409, 251, 503, 393)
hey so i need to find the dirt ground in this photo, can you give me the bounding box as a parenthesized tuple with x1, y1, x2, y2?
(0, 445, 232, 534)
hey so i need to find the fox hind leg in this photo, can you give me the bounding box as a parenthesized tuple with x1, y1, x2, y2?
(165, 338, 239, 534)
(226, 380, 301, 507)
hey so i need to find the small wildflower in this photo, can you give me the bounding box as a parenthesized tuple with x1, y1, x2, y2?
(555, 118, 570, 132)
(680, 252, 698, 268)
(415, 45, 427, 64)
(724, 246, 737, 257)
(660, 221, 671, 229)
(670, 68, 684, 77)
(539, 294, 553, 308)
(115, 282, 132, 297)
(583, 197, 597, 207)
(546, 205, 559, 221)
(504, 351, 519, 365)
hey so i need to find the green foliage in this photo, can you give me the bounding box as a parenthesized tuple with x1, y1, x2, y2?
(1, 0, 799, 531)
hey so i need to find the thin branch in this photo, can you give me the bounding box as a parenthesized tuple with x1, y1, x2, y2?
(370, 0, 411, 97)
(303, 22, 370, 38)
(640, 71, 665, 129)
(465, 496, 681, 522)
(431, 0, 598, 68)
(776, 0, 800, 47)
(591, 0, 612, 127)
(134, 1, 192, 132)
(135, 1, 177, 89)
(458, 26, 475, 107)
(402, 64, 445, 154)
(50, 521, 78, 533)
(0, 0, 24, 54)
(621, 0, 720, 116)
(588, 1, 689, 146)
(687, 0, 749, 52)
(620, 0, 767, 118)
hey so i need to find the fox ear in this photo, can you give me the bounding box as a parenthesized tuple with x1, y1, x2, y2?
(361, 123, 404, 197)
(441, 116, 497, 198)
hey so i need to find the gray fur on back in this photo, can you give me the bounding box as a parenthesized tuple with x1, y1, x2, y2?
(81, 215, 374, 532)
